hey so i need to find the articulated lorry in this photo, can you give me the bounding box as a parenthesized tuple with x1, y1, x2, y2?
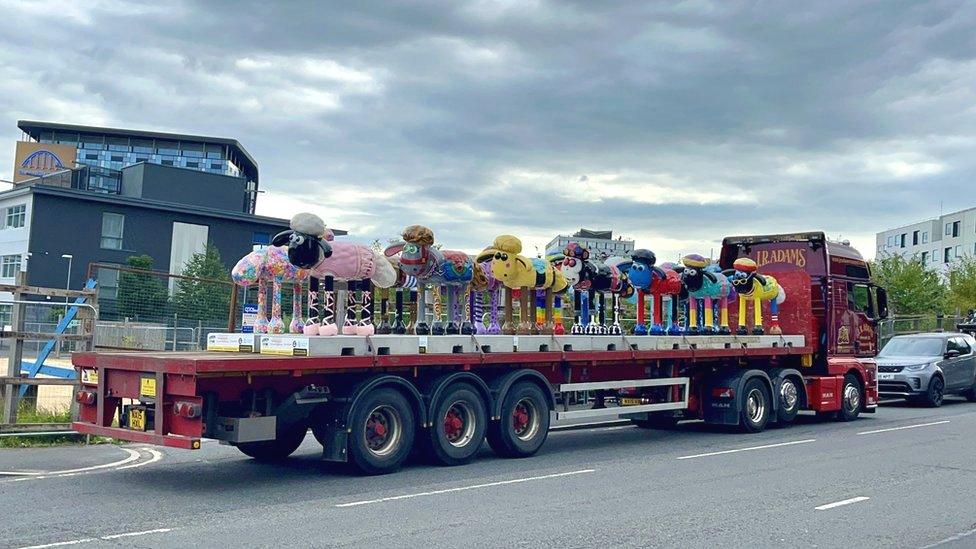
(72, 232, 887, 474)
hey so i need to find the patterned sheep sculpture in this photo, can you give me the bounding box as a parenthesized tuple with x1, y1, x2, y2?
(724, 257, 786, 335)
(273, 212, 398, 336)
(232, 246, 311, 334)
(384, 225, 487, 335)
(476, 235, 569, 335)
(674, 254, 734, 335)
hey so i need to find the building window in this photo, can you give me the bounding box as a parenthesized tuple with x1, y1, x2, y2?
(161, 160, 174, 166)
(953, 221, 961, 237)
(921, 251, 928, 265)
(1, 254, 21, 278)
(956, 245, 962, 258)
(912, 231, 919, 245)
(4, 204, 26, 229)
(101, 213, 124, 249)
(922, 231, 928, 244)
(186, 161, 199, 168)
(210, 163, 222, 170)
(97, 266, 120, 300)
(946, 223, 951, 236)
(945, 247, 952, 263)
(85, 153, 98, 160)
(898, 233, 905, 247)
(0, 304, 10, 327)
(136, 157, 148, 163)
(252, 231, 270, 252)
(110, 155, 124, 162)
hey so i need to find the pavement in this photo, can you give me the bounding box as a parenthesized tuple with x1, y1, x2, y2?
(1, 399, 976, 549)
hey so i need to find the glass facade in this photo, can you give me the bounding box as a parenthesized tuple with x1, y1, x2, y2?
(37, 130, 243, 184)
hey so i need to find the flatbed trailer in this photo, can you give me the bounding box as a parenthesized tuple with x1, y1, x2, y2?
(71, 231, 887, 474)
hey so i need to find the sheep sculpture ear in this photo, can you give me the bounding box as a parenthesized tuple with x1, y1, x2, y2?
(652, 266, 667, 280)
(754, 274, 767, 285)
(722, 269, 736, 277)
(384, 241, 406, 257)
(475, 250, 496, 263)
(672, 265, 685, 274)
(271, 230, 294, 247)
(703, 271, 718, 283)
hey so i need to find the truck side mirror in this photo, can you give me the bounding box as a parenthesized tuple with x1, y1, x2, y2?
(875, 287, 889, 320)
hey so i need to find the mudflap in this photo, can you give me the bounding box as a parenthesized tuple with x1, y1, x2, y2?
(321, 426, 349, 463)
(701, 369, 774, 426)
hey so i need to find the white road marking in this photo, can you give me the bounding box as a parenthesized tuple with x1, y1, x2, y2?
(921, 526, 976, 548)
(814, 496, 870, 510)
(335, 469, 596, 508)
(676, 439, 816, 460)
(17, 528, 175, 549)
(116, 448, 163, 470)
(99, 527, 174, 539)
(1, 447, 158, 482)
(17, 539, 94, 549)
(857, 420, 950, 435)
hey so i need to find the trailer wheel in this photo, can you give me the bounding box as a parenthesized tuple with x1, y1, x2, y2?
(348, 388, 416, 475)
(776, 377, 801, 425)
(738, 378, 770, 433)
(236, 420, 308, 461)
(487, 381, 550, 458)
(838, 373, 864, 420)
(424, 383, 487, 466)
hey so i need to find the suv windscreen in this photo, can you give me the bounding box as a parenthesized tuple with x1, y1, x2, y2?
(879, 337, 944, 357)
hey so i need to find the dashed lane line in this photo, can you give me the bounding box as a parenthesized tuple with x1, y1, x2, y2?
(676, 439, 816, 460)
(857, 420, 950, 436)
(17, 528, 175, 549)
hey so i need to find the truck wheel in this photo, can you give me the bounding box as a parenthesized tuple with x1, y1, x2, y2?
(922, 375, 945, 408)
(631, 415, 679, 429)
(348, 388, 416, 475)
(776, 377, 801, 425)
(738, 378, 770, 433)
(838, 373, 864, 420)
(424, 383, 487, 466)
(487, 381, 550, 458)
(236, 421, 308, 461)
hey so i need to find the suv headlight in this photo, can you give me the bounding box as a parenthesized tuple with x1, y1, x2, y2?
(905, 362, 934, 371)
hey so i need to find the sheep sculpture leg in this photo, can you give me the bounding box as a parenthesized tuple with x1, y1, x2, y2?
(687, 297, 700, 335)
(342, 281, 359, 335)
(719, 296, 731, 335)
(460, 287, 474, 335)
(255, 278, 269, 334)
(319, 277, 338, 336)
(304, 277, 320, 335)
(634, 289, 647, 335)
(445, 286, 459, 335)
(752, 295, 764, 335)
(702, 296, 715, 335)
(267, 278, 285, 334)
(488, 288, 501, 334)
(289, 281, 304, 334)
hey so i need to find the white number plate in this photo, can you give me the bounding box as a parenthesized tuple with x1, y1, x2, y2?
(878, 373, 895, 381)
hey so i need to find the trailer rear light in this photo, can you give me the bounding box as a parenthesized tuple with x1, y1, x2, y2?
(711, 387, 734, 398)
(173, 401, 201, 419)
(75, 390, 96, 405)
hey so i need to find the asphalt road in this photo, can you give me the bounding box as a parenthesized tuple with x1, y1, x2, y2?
(2, 399, 976, 549)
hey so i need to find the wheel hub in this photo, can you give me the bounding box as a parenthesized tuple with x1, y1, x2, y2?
(444, 401, 477, 448)
(512, 398, 540, 441)
(844, 383, 860, 411)
(781, 380, 798, 410)
(365, 405, 401, 457)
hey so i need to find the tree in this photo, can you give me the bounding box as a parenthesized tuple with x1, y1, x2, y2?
(870, 254, 946, 316)
(946, 257, 976, 315)
(116, 255, 169, 321)
(174, 245, 231, 325)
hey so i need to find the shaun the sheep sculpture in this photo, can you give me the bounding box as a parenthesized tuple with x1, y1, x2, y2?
(725, 257, 785, 335)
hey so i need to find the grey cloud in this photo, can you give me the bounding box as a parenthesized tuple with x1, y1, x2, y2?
(1, 0, 974, 261)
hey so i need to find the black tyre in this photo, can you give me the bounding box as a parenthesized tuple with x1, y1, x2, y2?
(964, 376, 976, 402)
(776, 377, 801, 425)
(738, 378, 770, 433)
(236, 420, 308, 461)
(487, 381, 551, 458)
(923, 375, 945, 408)
(631, 415, 679, 429)
(424, 383, 488, 466)
(348, 388, 416, 475)
(837, 373, 864, 421)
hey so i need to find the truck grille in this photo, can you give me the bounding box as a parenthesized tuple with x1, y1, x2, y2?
(878, 365, 904, 373)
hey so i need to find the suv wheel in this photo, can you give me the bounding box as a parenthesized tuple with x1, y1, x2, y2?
(923, 376, 945, 408)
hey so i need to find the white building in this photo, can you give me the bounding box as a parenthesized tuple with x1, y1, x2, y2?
(545, 229, 635, 260)
(876, 207, 976, 268)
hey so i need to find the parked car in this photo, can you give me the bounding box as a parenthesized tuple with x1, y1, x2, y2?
(876, 333, 976, 407)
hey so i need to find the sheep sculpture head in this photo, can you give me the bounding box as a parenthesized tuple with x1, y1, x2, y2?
(271, 212, 333, 269)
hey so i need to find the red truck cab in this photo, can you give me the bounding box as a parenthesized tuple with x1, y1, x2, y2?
(720, 231, 888, 416)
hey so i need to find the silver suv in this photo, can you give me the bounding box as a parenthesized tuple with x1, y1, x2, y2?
(876, 333, 976, 407)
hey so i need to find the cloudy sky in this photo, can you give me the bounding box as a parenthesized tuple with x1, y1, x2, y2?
(1, 0, 974, 261)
